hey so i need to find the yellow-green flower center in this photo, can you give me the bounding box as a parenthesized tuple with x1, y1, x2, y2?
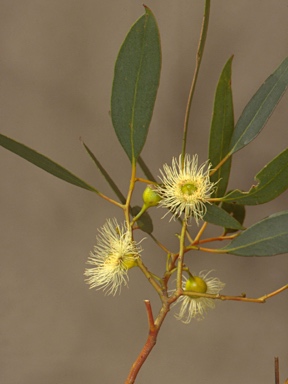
(181, 183, 198, 196)
(185, 276, 207, 298)
(103, 253, 138, 271)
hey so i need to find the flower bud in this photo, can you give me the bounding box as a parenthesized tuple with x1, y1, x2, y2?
(142, 185, 161, 208)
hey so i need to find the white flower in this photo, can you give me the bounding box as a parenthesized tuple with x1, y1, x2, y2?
(84, 218, 142, 296)
(175, 271, 225, 323)
(156, 154, 217, 223)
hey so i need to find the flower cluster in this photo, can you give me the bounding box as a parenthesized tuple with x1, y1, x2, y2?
(175, 271, 225, 323)
(85, 154, 225, 323)
(85, 218, 142, 296)
(156, 154, 216, 223)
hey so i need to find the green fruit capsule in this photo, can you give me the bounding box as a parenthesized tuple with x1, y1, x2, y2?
(185, 276, 207, 297)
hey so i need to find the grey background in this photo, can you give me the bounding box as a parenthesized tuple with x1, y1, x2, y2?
(1, 1, 288, 383)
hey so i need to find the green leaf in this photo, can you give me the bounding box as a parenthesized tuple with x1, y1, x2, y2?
(221, 201, 245, 234)
(204, 203, 244, 230)
(0, 133, 98, 193)
(221, 211, 288, 256)
(222, 148, 288, 205)
(208, 56, 234, 197)
(229, 57, 288, 155)
(111, 6, 161, 162)
(131, 206, 153, 234)
(82, 140, 126, 204)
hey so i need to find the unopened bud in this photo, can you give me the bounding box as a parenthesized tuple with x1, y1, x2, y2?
(142, 185, 161, 208)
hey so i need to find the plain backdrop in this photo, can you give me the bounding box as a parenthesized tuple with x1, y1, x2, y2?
(1, 1, 288, 383)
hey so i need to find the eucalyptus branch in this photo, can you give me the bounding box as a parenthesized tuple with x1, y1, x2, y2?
(181, 0, 211, 163)
(3, 4, 287, 384)
(97, 192, 124, 209)
(184, 284, 288, 303)
(189, 245, 230, 254)
(137, 257, 163, 297)
(131, 205, 148, 225)
(176, 220, 187, 291)
(189, 233, 238, 246)
(125, 299, 170, 384)
(201, 234, 237, 244)
(144, 300, 155, 331)
(185, 230, 194, 244)
(135, 177, 158, 185)
(125, 160, 137, 226)
(274, 357, 280, 384)
(193, 221, 208, 243)
(209, 152, 231, 177)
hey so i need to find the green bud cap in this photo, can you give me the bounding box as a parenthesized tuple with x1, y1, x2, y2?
(142, 185, 161, 208)
(185, 276, 207, 294)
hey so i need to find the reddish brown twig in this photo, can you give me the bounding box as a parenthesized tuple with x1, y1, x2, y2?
(125, 300, 170, 384)
(274, 357, 279, 384)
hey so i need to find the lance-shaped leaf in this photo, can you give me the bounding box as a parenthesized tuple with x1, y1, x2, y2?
(221, 211, 288, 256)
(82, 140, 126, 204)
(111, 6, 161, 162)
(208, 56, 234, 197)
(204, 203, 244, 230)
(0, 133, 98, 193)
(229, 57, 288, 155)
(222, 148, 288, 205)
(221, 201, 245, 234)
